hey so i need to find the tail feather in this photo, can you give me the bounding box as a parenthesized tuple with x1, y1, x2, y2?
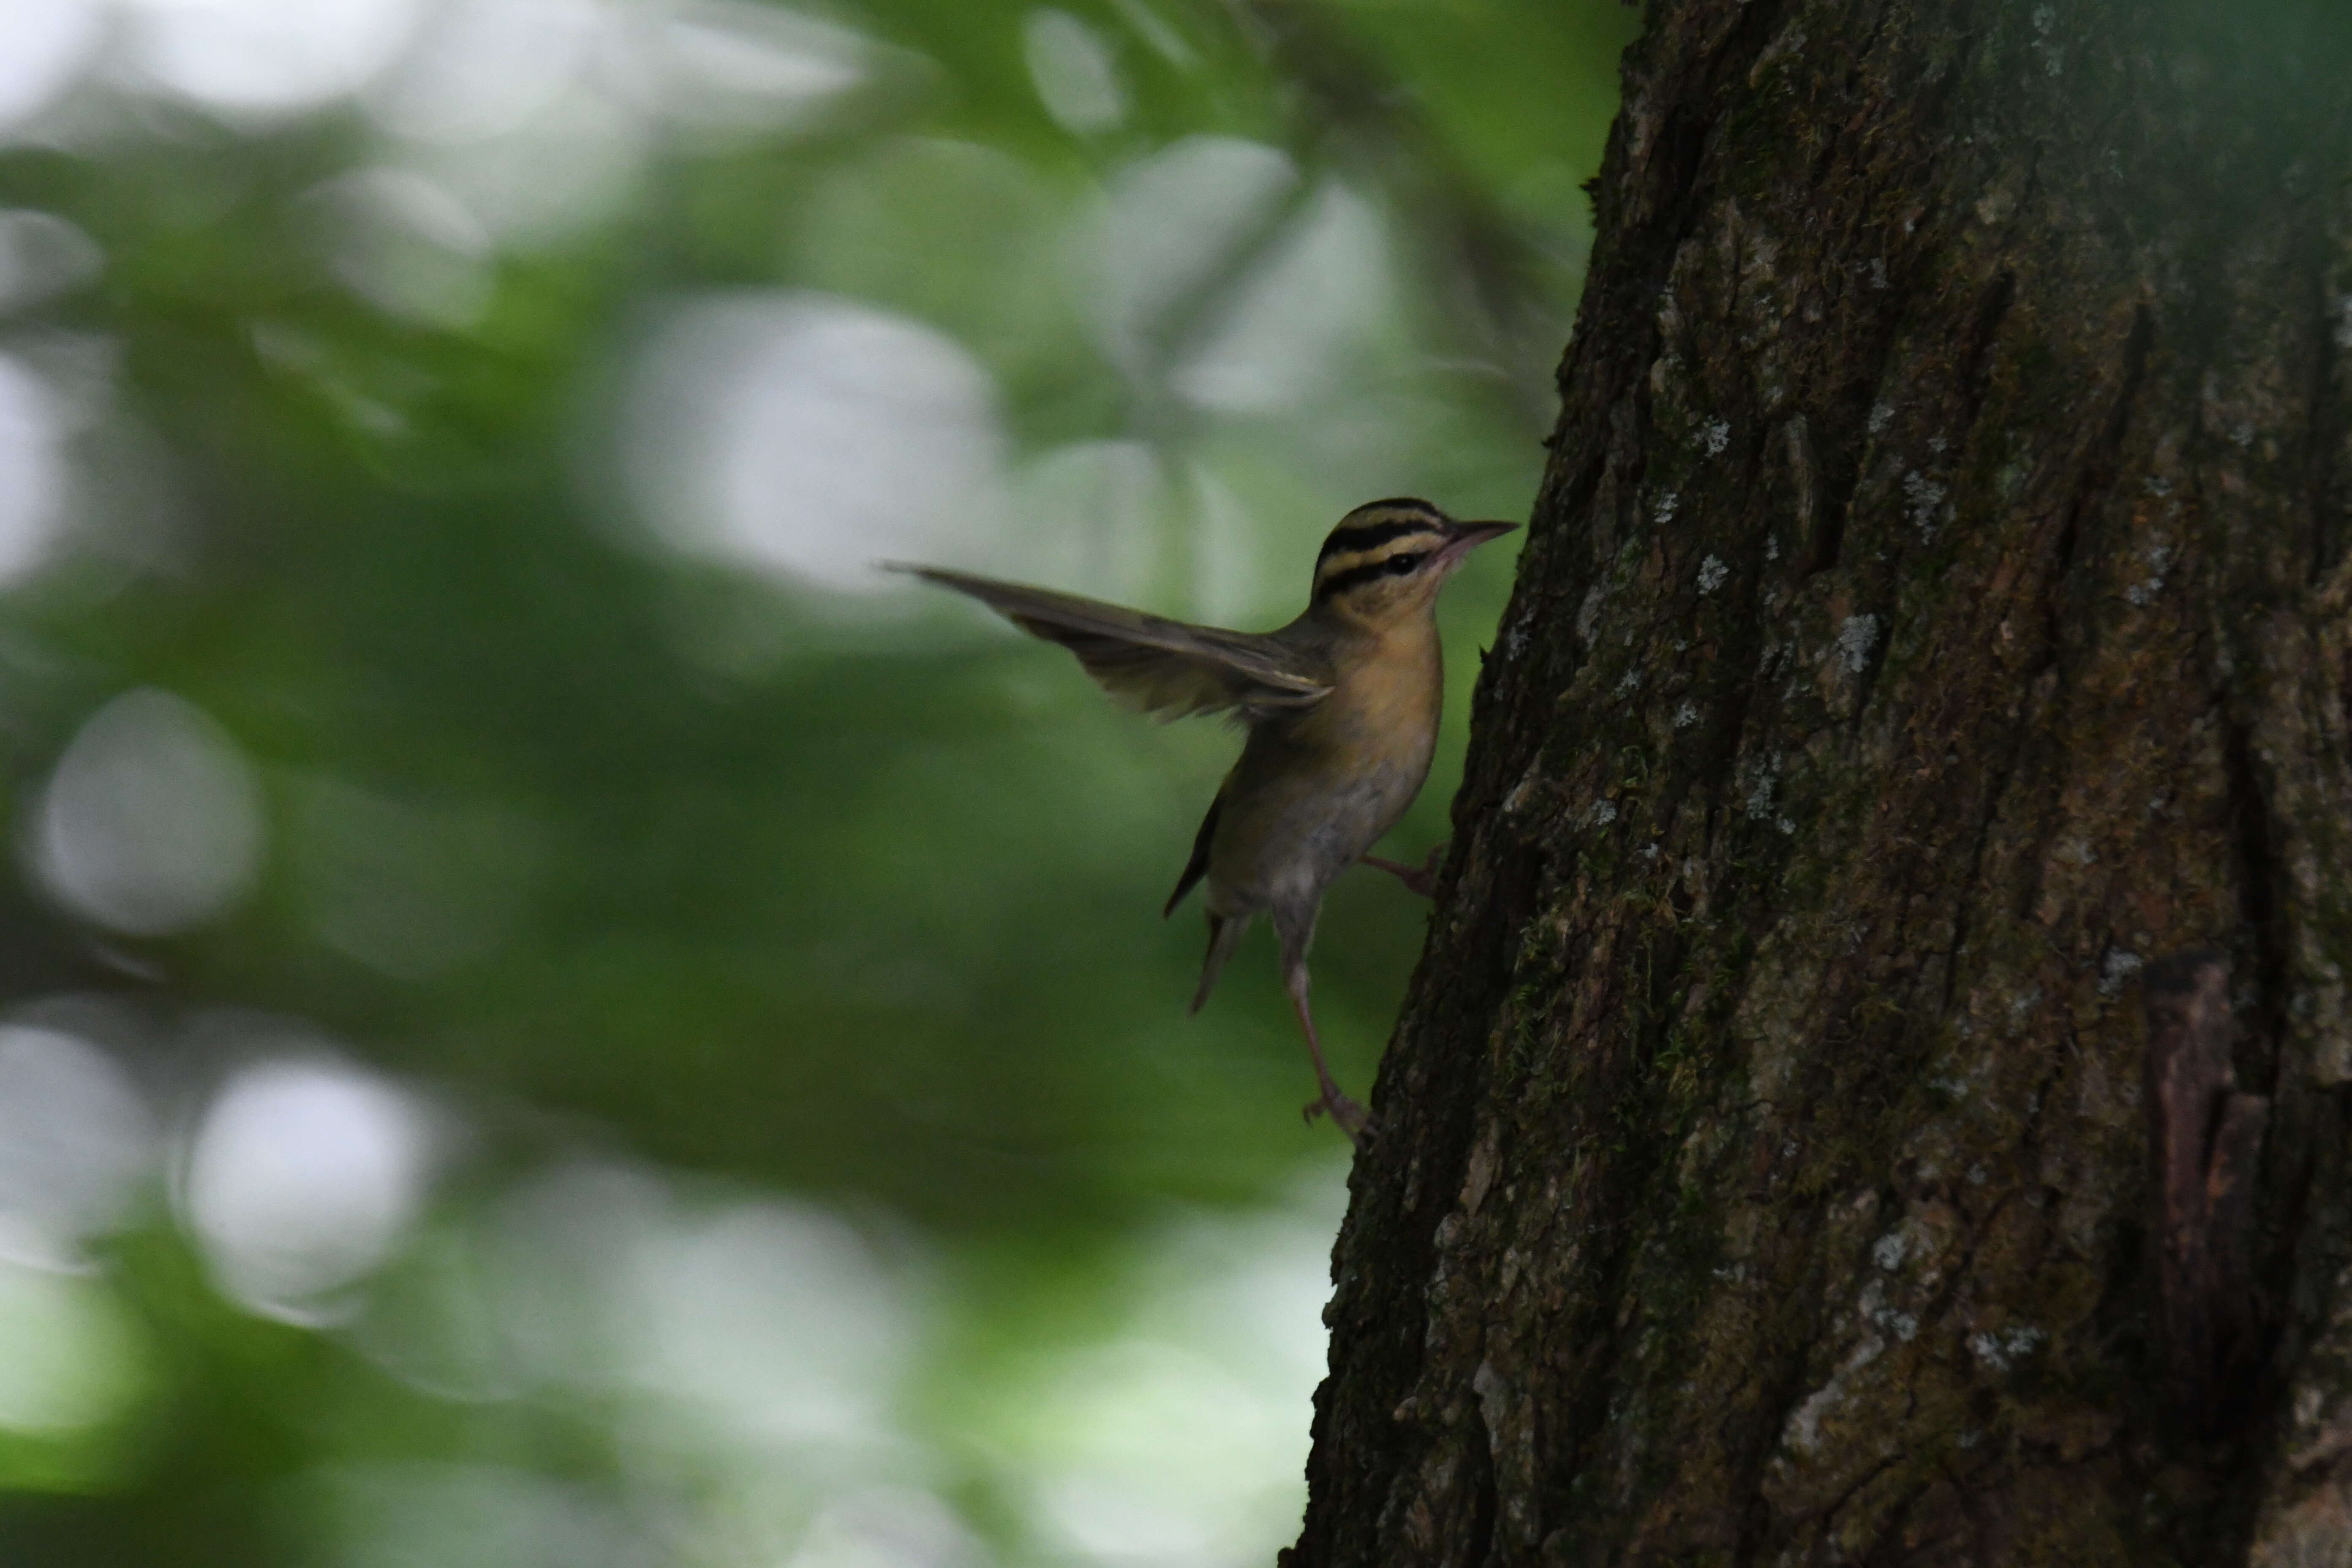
(1190, 911, 1248, 1015)
(1164, 795, 1220, 917)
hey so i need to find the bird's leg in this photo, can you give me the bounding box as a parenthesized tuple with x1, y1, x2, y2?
(1285, 959, 1368, 1147)
(1361, 844, 1445, 898)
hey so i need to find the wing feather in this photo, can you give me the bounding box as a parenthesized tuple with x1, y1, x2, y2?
(890, 565, 1331, 722)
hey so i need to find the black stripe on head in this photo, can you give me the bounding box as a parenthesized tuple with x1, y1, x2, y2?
(1315, 547, 1431, 602)
(1315, 498, 1449, 564)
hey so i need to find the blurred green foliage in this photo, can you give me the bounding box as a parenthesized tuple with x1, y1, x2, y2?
(0, 1, 1632, 1563)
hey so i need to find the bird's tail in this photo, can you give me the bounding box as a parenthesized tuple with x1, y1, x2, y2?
(1190, 911, 1248, 1015)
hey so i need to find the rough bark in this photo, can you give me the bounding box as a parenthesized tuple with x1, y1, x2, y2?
(1290, 0, 2352, 1561)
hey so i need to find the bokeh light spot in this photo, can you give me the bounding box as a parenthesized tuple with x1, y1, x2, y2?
(623, 293, 1005, 594)
(620, 1, 872, 137)
(0, 1263, 150, 1434)
(1002, 438, 1170, 603)
(1094, 137, 1297, 378)
(1025, 9, 1125, 135)
(0, 210, 104, 313)
(1173, 180, 1396, 414)
(1007, 1165, 1346, 1568)
(0, 0, 103, 133)
(0, 354, 69, 585)
(0, 1026, 152, 1269)
(621, 1200, 915, 1445)
(181, 1055, 433, 1320)
(30, 689, 264, 936)
(120, 0, 425, 119)
(363, 0, 602, 144)
(406, 71, 653, 247)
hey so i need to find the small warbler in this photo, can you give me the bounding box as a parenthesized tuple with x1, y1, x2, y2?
(894, 498, 1515, 1144)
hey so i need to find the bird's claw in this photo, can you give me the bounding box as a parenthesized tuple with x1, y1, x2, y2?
(1362, 846, 1445, 898)
(1303, 1089, 1371, 1148)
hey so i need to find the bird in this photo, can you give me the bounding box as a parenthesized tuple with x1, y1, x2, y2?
(890, 498, 1516, 1145)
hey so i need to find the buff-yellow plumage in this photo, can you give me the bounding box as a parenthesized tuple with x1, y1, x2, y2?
(893, 498, 1515, 1144)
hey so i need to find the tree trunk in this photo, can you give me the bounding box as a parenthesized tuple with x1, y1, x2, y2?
(1290, 0, 2352, 1561)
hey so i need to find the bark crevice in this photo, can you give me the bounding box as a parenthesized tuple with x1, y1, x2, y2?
(2222, 719, 2289, 1094)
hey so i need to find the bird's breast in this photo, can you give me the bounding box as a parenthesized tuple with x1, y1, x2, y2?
(1310, 618, 1443, 765)
(1204, 621, 1443, 910)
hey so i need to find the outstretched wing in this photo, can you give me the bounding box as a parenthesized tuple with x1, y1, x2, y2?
(890, 565, 1331, 722)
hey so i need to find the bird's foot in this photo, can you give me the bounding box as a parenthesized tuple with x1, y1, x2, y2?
(1362, 846, 1444, 898)
(1302, 1088, 1371, 1148)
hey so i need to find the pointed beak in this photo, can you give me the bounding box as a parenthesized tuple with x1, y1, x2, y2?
(1435, 520, 1519, 569)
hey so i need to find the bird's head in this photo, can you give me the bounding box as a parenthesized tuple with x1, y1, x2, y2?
(1308, 498, 1518, 629)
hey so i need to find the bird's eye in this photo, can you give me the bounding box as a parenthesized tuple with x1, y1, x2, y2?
(1385, 552, 1426, 577)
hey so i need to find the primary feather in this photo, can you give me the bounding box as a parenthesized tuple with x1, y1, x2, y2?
(888, 565, 1333, 722)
